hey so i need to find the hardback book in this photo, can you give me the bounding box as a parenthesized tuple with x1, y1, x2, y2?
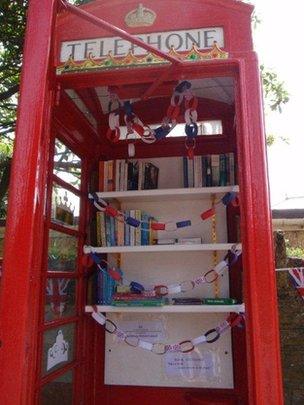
(219, 154, 227, 186)
(144, 162, 159, 189)
(211, 154, 220, 186)
(141, 211, 150, 246)
(187, 157, 194, 188)
(135, 209, 141, 246)
(127, 160, 139, 190)
(205, 155, 212, 187)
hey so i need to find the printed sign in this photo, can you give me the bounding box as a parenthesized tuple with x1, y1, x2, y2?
(116, 320, 165, 342)
(60, 27, 224, 62)
(164, 350, 217, 380)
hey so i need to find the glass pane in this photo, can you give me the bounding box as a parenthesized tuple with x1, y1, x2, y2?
(42, 323, 75, 376)
(48, 230, 78, 272)
(53, 139, 81, 189)
(51, 184, 80, 230)
(45, 278, 76, 321)
(40, 370, 73, 405)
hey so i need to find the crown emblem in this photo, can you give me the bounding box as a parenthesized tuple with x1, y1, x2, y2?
(125, 3, 156, 27)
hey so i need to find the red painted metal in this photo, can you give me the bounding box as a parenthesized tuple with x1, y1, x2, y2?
(61, 1, 182, 65)
(235, 56, 284, 404)
(0, 1, 57, 404)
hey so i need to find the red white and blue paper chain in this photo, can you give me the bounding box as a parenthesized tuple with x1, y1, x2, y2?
(88, 190, 239, 231)
(91, 309, 245, 354)
(106, 81, 199, 158)
(82, 245, 242, 295)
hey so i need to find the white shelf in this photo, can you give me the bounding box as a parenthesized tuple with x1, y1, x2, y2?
(84, 243, 237, 254)
(86, 304, 245, 314)
(95, 186, 239, 203)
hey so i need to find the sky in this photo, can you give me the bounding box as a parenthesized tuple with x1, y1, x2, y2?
(252, 0, 304, 209)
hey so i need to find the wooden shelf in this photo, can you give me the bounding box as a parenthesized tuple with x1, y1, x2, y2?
(94, 185, 239, 203)
(83, 243, 238, 254)
(85, 304, 245, 314)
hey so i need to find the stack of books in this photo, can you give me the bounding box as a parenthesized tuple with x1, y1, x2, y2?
(99, 160, 159, 192)
(112, 292, 165, 307)
(96, 210, 156, 247)
(183, 153, 236, 188)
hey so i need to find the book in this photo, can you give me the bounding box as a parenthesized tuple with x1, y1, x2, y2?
(98, 161, 105, 192)
(219, 154, 227, 186)
(144, 162, 159, 189)
(205, 155, 212, 187)
(211, 154, 220, 186)
(201, 298, 237, 305)
(141, 211, 150, 246)
(187, 157, 194, 188)
(127, 161, 139, 190)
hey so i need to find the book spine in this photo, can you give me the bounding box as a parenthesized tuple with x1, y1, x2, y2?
(229, 153, 235, 185)
(96, 270, 103, 305)
(225, 153, 231, 186)
(124, 210, 130, 246)
(117, 216, 125, 246)
(201, 156, 206, 187)
(211, 154, 220, 186)
(219, 154, 227, 186)
(110, 216, 116, 246)
(135, 209, 141, 246)
(205, 155, 212, 187)
(98, 161, 105, 192)
(183, 157, 188, 188)
(138, 161, 143, 190)
(96, 212, 101, 247)
(100, 212, 106, 247)
(141, 211, 149, 246)
(130, 209, 135, 246)
(105, 214, 112, 247)
(115, 160, 120, 191)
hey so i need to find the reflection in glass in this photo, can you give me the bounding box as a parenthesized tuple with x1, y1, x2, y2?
(45, 278, 76, 321)
(51, 184, 80, 230)
(48, 230, 77, 272)
(53, 139, 81, 189)
(42, 323, 75, 376)
(40, 370, 73, 405)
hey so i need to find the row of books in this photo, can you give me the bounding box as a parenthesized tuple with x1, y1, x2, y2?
(183, 153, 236, 188)
(96, 210, 156, 247)
(99, 160, 159, 192)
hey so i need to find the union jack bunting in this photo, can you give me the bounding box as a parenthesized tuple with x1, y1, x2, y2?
(288, 268, 304, 301)
(46, 279, 70, 315)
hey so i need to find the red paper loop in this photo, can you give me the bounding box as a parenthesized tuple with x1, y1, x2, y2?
(200, 208, 216, 221)
(105, 206, 119, 217)
(106, 127, 120, 143)
(151, 222, 166, 231)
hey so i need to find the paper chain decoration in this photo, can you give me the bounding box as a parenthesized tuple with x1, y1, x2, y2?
(91, 308, 245, 355)
(106, 81, 199, 158)
(88, 190, 239, 231)
(86, 245, 242, 296)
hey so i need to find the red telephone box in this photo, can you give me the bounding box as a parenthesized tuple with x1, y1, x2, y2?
(0, 1, 283, 404)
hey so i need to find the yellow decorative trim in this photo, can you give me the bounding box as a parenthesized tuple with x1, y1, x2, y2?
(56, 42, 229, 75)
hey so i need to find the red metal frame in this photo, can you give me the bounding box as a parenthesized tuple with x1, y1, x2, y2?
(0, 1, 283, 404)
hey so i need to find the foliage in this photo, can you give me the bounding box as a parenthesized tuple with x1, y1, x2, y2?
(286, 246, 304, 260)
(260, 65, 290, 114)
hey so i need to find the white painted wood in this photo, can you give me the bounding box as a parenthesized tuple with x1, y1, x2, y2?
(84, 243, 237, 254)
(100, 157, 238, 388)
(96, 185, 239, 203)
(104, 313, 234, 388)
(86, 304, 245, 313)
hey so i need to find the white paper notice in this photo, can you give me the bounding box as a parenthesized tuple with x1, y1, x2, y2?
(116, 320, 165, 342)
(164, 351, 217, 380)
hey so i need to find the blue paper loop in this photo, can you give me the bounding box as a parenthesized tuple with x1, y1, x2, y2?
(222, 192, 237, 206)
(176, 220, 192, 228)
(126, 216, 141, 227)
(130, 281, 145, 293)
(185, 123, 198, 138)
